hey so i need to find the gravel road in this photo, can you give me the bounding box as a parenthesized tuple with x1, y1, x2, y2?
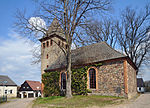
(104, 93, 150, 108)
(0, 98, 35, 108)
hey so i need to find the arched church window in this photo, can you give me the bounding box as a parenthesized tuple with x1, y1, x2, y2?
(89, 68, 96, 89)
(61, 72, 66, 89)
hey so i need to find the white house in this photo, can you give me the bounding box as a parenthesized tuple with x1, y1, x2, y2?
(0, 75, 17, 98)
(18, 80, 41, 98)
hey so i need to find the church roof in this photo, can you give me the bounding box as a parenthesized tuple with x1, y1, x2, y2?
(0, 75, 17, 86)
(45, 42, 127, 72)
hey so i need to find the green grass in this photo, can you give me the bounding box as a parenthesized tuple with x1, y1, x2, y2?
(33, 95, 124, 108)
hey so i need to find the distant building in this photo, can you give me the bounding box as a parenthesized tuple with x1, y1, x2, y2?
(18, 80, 41, 98)
(137, 78, 145, 93)
(0, 75, 17, 98)
(145, 80, 150, 92)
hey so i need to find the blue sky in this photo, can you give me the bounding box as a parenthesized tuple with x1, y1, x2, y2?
(0, 0, 150, 85)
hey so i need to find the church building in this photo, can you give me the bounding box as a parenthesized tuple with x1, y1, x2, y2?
(39, 19, 137, 99)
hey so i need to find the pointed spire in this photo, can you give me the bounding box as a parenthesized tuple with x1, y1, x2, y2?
(47, 18, 65, 39)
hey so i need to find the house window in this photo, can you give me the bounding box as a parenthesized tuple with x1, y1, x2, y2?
(61, 73, 66, 89)
(46, 41, 49, 47)
(50, 40, 53, 46)
(47, 54, 48, 59)
(5, 90, 7, 94)
(43, 43, 45, 48)
(89, 68, 96, 89)
(10, 90, 12, 94)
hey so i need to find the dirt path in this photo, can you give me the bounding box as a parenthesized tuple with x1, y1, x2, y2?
(104, 93, 150, 108)
(0, 98, 35, 108)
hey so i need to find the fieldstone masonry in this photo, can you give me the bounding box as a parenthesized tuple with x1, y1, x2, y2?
(91, 60, 126, 97)
(89, 59, 137, 99)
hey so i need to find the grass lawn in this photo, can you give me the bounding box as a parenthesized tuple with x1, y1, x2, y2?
(33, 95, 124, 108)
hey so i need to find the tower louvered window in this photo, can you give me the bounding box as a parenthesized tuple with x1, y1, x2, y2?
(50, 40, 53, 46)
(47, 54, 48, 59)
(46, 41, 49, 47)
(43, 43, 45, 48)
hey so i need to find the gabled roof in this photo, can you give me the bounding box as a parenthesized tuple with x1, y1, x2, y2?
(137, 78, 145, 87)
(0, 75, 17, 86)
(45, 42, 127, 72)
(25, 80, 41, 91)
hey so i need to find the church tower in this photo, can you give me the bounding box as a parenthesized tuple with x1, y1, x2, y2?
(39, 18, 66, 94)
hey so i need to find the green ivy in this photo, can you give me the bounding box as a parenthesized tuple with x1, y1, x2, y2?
(42, 71, 60, 97)
(72, 67, 88, 95)
(42, 63, 102, 96)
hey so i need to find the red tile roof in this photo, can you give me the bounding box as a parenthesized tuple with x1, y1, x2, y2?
(25, 80, 41, 91)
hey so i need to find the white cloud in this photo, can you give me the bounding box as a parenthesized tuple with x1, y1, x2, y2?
(71, 43, 76, 50)
(29, 17, 46, 32)
(0, 31, 41, 85)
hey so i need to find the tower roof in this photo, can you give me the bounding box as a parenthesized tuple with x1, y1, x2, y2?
(39, 18, 66, 42)
(46, 18, 65, 39)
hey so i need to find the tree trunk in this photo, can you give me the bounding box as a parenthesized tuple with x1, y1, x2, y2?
(66, 45, 72, 98)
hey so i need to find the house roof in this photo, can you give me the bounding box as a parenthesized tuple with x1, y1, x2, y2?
(137, 78, 145, 87)
(0, 75, 17, 86)
(25, 80, 41, 91)
(45, 42, 127, 72)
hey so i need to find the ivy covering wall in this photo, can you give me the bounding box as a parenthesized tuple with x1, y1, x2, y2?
(42, 71, 60, 97)
(42, 63, 102, 97)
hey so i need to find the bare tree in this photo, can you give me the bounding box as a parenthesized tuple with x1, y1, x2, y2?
(76, 5, 150, 75)
(75, 18, 117, 48)
(116, 5, 150, 74)
(14, 0, 112, 98)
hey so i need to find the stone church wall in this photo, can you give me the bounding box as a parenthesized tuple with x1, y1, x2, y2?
(127, 61, 137, 99)
(91, 60, 127, 97)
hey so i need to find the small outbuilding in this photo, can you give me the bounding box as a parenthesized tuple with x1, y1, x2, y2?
(18, 80, 41, 98)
